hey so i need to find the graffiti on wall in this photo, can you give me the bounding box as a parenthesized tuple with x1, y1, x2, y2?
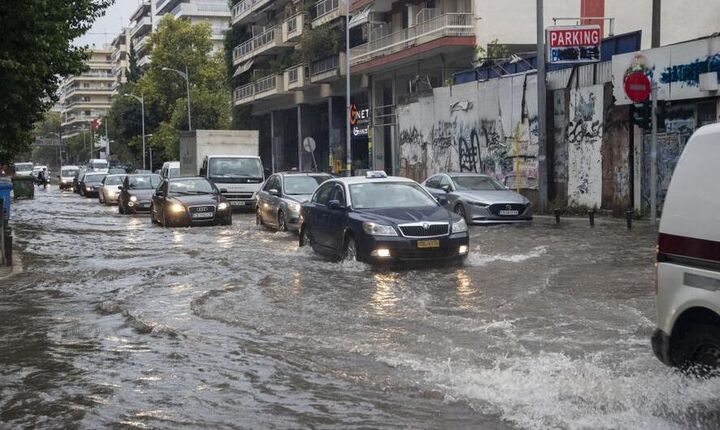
(659, 53, 720, 87)
(397, 74, 539, 187)
(641, 132, 690, 212)
(566, 84, 604, 207)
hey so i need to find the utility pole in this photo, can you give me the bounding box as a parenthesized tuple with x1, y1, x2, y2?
(651, 0, 661, 48)
(536, 0, 548, 210)
(345, 0, 352, 176)
(650, 83, 658, 224)
(162, 66, 192, 131)
(124, 93, 146, 170)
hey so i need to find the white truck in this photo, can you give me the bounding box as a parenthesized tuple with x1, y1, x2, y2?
(179, 130, 263, 209)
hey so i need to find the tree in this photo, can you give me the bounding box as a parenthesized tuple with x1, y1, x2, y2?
(137, 16, 231, 160)
(127, 40, 142, 83)
(30, 111, 63, 168)
(0, 0, 113, 164)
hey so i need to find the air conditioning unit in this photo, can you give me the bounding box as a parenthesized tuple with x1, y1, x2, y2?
(699, 72, 718, 92)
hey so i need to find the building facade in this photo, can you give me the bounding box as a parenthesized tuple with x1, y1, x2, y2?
(60, 47, 115, 139)
(156, 0, 231, 50)
(130, 1, 154, 70)
(111, 28, 131, 89)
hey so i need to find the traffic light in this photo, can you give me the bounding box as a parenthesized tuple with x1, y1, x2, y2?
(632, 101, 652, 130)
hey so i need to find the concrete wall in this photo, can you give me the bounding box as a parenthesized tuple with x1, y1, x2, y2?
(566, 84, 604, 207)
(475, 0, 719, 51)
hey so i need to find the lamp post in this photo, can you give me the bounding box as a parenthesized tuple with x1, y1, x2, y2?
(162, 66, 192, 131)
(345, 0, 351, 176)
(123, 92, 146, 170)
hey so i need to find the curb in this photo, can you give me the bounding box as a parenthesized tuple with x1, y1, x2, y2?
(0, 253, 22, 281)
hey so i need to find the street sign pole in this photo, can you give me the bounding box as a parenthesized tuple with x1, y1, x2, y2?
(650, 83, 658, 224)
(345, 1, 352, 177)
(536, 0, 548, 211)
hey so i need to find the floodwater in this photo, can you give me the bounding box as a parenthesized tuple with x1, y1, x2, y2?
(1, 189, 718, 429)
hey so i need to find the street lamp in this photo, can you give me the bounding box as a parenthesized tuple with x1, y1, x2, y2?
(123, 92, 146, 170)
(161, 66, 192, 131)
(345, 0, 351, 176)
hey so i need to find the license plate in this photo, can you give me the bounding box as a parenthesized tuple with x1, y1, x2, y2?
(499, 210, 519, 216)
(417, 239, 440, 249)
(230, 201, 247, 206)
(192, 212, 214, 219)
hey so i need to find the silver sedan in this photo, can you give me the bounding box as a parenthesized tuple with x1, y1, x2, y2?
(422, 173, 532, 224)
(98, 174, 126, 205)
(256, 172, 333, 232)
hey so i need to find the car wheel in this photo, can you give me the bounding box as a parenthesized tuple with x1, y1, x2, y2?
(222, 216, 233, 226)
(343, 235, 358, 262)
(99, 193, 105, 204)
(676, 323, 720, 375)
(454, 203, 468, 222)
(299, 226, 312, 247)
(277, 210, 287, 232)
(256, 207, 263, 226)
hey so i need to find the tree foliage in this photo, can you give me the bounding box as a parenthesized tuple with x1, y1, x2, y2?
(0, 0, 113, 164)
(296, 24, 343, 64)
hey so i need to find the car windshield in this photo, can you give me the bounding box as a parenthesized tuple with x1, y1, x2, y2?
(104, 175, 124, 185)
(452, 175, 505, 191)
(15, 163, 33, 171)
(208, 158, 263, 179)
(169, 178, 216, 195)
(284, 175, 330, 195)
(90, 160, 108, 170)
(61, 169, 78, 177)
(84, 174, 106, 183)
(128, 175, 160, 190)
(349, 182, 438, 210)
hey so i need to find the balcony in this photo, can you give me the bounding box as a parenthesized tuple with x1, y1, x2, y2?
(284, 65, 310, 91)
(111, 45, 127, 62)
(350, 12, 474, 70)
(138, 55, 152, 69)
(133, 34, 151, 54)
(309, 52, 346, 83)
(232, 27, 291, 65)
(282, 13, 305, 43)
(171, 2, 230, 18)
(231, 0, 273, 26)
(131, 16, 152, 39)
(233, 74, 285, 106)
(312, 0, 346, 28)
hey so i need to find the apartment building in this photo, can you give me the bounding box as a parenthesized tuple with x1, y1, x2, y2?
(130, 1, 154, 70)
(111, 28, 131, 89)
(60, 47, 115, 139)
(156, 0, 231, 50)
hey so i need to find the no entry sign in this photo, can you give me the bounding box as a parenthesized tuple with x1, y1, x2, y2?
(623, 71, 652, 103)
(546, 25, 601, 64)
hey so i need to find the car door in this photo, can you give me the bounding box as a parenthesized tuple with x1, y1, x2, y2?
(267, 175, 282, 225)
(259, 175, 277, 224)
(326, 183, 349, 253)
(153, 180, 167, 216)
(308, 181, 334, 250)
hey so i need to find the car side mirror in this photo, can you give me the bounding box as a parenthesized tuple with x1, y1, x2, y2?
(269, 188, 280, 196)
(440, 184, 451, 193)
(219, 188, 228, 194)
(436, 195, 448, 205)
(199, 167, 207, 177)
(327, 199, 343, 210)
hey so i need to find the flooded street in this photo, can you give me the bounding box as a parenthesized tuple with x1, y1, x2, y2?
(1, 189, 718, 429)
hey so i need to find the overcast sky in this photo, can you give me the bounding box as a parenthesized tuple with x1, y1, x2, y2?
(74, 0, 141, 48)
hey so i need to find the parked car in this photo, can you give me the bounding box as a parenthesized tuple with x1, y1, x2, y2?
(58, 165, 79, 190)
(422, 173, 532, 224)
(118, 174, 161, 214)
(98, 174, 126, 205)
(256, 172, 333, 232)
(73, 168, 87, 193)
(299, 172, 469, 264)
(652, 123, 720, 374)
(151, 177, 232, 227)
(79, 172, 106, 197)
(160, 161, 181, 180)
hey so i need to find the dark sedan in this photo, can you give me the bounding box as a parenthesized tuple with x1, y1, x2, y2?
(118, 174, 161, 214)
(299, 172, 469, 264)
(150, 177, 232, 227)
(79, 172, 107, 197)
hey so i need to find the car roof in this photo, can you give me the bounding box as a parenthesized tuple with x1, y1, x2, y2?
(167, 176, 207, 181)
(126, 173, 159, 177)
(441, 172, 494, 178)
(105, 174, 126, 178)
(163, 161, 180, 167)
(61, 165, 79, 169)
(277, 171, 332, 177)
(332, 175, 417, 185)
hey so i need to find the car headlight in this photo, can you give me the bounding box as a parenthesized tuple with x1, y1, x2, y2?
(362, 221, 397, 236)
(452, 218, 468, 233)
(129, 195, 137, 202)
(217, 202, 229, 211)
(170, 203, 185, 213)
(288, 201, 301, 213)
(86, 186, 92, 191)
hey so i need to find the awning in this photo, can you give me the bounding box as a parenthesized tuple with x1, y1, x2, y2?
(233, 59, 254, 77)
(349, 5, 372, 29)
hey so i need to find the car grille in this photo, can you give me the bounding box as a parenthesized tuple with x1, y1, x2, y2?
(224, 192, 254, 200)
(399, 224, 449, 237)
(489, 203, 527, 216)
(189, 205, 216, 216)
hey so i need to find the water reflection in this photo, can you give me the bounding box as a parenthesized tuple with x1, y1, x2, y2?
(370, 272, 400, 316)
(455, 269, 475, 310)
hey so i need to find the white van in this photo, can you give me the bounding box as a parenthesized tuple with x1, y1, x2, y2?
(88, 158, 109, 173)
(652, 123, 720, 372)
(160, 161, 181, 179)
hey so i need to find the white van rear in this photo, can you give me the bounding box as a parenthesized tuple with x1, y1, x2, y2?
(652, 123, 720, 372)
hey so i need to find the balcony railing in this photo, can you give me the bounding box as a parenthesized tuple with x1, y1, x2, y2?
(350, 13, 474, 65)
(233, 27, 283, 64)
(314, 0, 339, 20)
(282, 13, 305, 42)
(233, 74, 284, 105)
(310, 55, 339, 77)
(131, 16, 152, 38)
(232, 0, 273, 25)
(284, 65, 309, 90)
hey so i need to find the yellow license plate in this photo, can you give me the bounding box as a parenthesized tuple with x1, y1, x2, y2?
(417, 239, 440, 249)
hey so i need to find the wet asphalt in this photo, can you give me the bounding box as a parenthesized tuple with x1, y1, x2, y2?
(0, 187, 718, 430)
